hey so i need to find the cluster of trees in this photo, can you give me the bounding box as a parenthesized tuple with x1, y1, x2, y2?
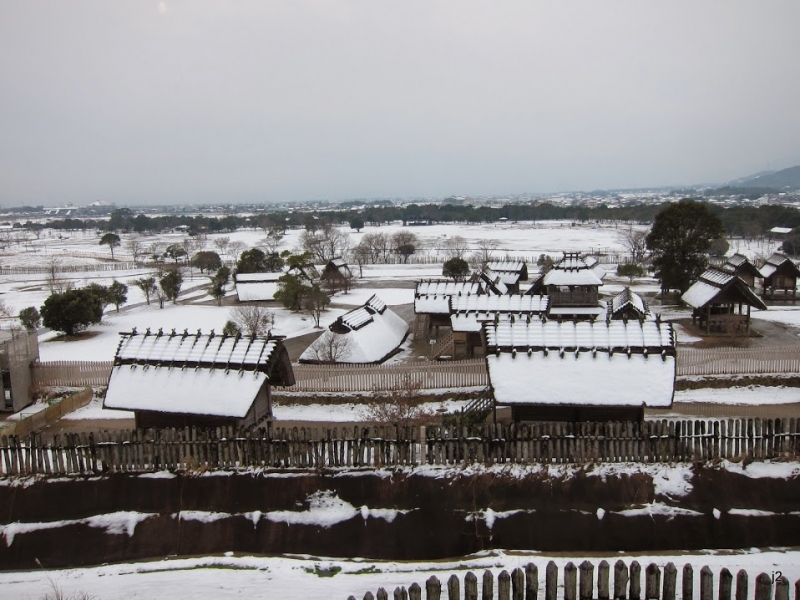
(20, 280, 129, 336)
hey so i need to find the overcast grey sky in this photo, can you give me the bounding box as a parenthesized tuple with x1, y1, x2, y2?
(1, 1, 799, 207)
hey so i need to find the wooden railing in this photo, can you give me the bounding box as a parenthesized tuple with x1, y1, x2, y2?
(677, 345, 800, 377)
(2, 418, 798, 476)
(1, 388, 93, 438)
(32, 361, 113, 388)
(285, 359, 487, 392)
(347, 559, 795, 600)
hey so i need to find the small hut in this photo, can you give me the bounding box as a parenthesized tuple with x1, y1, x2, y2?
(681, 267, 767, 334)
(103, 329, 295, 429)
(760, 253, 800, 301)
(723, 254, 762, 289)
(607, 287, 649, 322)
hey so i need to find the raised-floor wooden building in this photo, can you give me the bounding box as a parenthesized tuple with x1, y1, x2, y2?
(681, 267, 767, 334)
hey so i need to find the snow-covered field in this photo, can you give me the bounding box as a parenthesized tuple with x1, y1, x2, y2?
(1, 549, 797, 600)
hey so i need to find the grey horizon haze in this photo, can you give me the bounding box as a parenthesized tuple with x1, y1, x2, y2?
(1, 1, 799, 207)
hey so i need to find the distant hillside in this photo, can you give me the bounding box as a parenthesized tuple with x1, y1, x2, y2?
(732, 166, 800, 190)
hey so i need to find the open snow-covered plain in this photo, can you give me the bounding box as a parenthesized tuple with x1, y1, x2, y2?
(2, 223, 800, 597)
(0, 549, 797, 600)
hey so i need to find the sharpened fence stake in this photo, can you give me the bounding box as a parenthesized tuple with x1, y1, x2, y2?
(734, 571, 747, 600)
(564, 563, 577, 600)
(426, 576, 441, 600)
(598, 561, 610, 600)
(483, 570, 494, 600)
(775, 577, 789, 600)
(499, 570, 511, 600)
(683, 565, 694, 600)
(465, 572, 478, 600)
(409, 583, 421, 600)
(754, 574, 772, 600)
(645, 563, 660, 600)
(580, 561, 594, 600)
(718, 568, 732, 600)
(512, 567, 525, 600)
(526, 563, 539, 600)
(448, 575, 459, 600)
(614, 560, 629, 600)
(546, 562, 558, 600)
(662, 563, 676, 600)
(630, 562, 641, 600)
(700, 567, 713, 600)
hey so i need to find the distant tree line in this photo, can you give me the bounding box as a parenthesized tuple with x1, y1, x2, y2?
(18, 202, 800, 239)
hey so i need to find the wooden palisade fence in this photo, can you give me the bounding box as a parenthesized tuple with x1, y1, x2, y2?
(345, 560, 797, 600)
(29, 345, 800, 391)
(2, 418, 800, 476)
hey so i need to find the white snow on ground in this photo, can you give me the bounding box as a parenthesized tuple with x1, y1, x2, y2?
(674, 387, 800, 405)
(1, 549, 798, 600)
(753, 309, 800, 330)
(271, 399, 472, 422)
(330, 287, 414, 306)
(673, 323, 703, 343)
(63, 397, 134, 420)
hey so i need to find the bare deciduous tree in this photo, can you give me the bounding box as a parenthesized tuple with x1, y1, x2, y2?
(230, 305, 275, 337)
(392, 230, 418, 263)
(213, 236, 231, 256)
(442, 235, 469, 260)
(300, 224, 351, 263)
(227, 241, 247, 263)
(307, 330, 354, 363)
(470, 239, 498, 271)
(126, 236, 144, 266)
(360, 232, 391, 262)
(46, 256, 68, 294)
(618, 226, 649, 264)
(360, 373, 439, 427)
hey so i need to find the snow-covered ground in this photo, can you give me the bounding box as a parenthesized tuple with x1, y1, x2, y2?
(1, 549, 798, 600)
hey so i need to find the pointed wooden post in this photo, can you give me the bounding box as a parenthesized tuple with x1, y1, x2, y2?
(564, 563, 578, 600)
(614, 560, 629, 600)
(512, 567, 525, 600)
(700, 567, 713, 600)
(484, 571, 495, 600)
(499, 570, 512, 600)
(465, 572, 478, 600)
(754, 574, 771, 600)
(377, 590, 388, 600)
(447, 575, 460, 600)
(734, 570, 747, 600)
(396, 587, 409, 600)
(718, 568, 732, 600)
(580, 561, 595, 600)
(775, 577, 788, 600)
(645, 563, 661, 600)
(526, 563, 539, 600)
(683, 565, 694, 600)
(409, 583, 422, 600)
(630, 562, 642, 600)
(598, 561, 610, 600)
(427, 576, 441, 600)
(663, 563, 676, 600)
(546, 562, 558, 600)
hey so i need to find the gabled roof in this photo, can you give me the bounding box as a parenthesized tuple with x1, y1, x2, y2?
(542, 253, 604, 286)
(487, 261, 526, 274)
(723, 254, 762, 278)
(608, 287, 649, 320)
(104, 330, 294, 417)
(450, 294, 549, 314)
(114, 329, 280, 371)
(234, 272, 282, 283)
(760, 253, 800, 279)
(322, 258, 352, 279)
(235, 272, 281, 302)
(414, 295, 451, 315)
(681, 267, 768, 310)
(484, 320, 676, 408)
(300, 295, 409, 363)
(484, 319, 675, 353)
(477, 269, 508, 295)
(415, 280, 480, 297)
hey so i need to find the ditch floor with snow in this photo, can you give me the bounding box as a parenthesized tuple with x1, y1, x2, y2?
(1, 461, 799, 571)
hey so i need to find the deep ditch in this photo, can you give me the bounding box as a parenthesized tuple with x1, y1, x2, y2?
(1, 463, 798, 570)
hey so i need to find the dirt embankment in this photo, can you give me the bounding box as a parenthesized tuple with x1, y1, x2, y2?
(1, 464, 798, 570)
